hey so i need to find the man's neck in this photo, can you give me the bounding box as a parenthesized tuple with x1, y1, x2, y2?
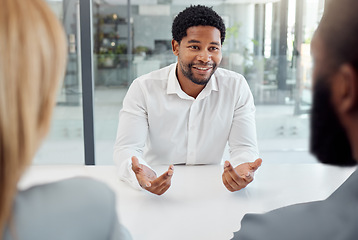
(180, 81, 206, 99)
(176, 68, 206, 99)
(350, 126, 358, 162)
(345, 114, 358, 162)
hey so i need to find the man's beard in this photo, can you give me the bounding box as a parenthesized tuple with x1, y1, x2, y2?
(309, 77, 356, 166)
(179, 61, 217, 85)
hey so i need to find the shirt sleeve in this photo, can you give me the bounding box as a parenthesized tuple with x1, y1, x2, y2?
(113, 79, 156, 190)
(228, 75, 259, 167)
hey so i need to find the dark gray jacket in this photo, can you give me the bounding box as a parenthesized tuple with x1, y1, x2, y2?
(3, 177, 132, 240)
(234, 169, 358, 240)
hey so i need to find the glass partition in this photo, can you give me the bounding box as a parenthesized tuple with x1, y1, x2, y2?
(34, 0, 85, 165)
(93, 0, 325, 165)
(33, 0, 326, 165)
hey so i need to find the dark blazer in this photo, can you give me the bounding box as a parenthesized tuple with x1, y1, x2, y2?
(3, 177, 132, 240)
(233, 169, 358, 240)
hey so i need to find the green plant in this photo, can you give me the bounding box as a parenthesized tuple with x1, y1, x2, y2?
(115, 44, 127, 55)
(226, 23, 241, 40)
(98, 48, 117, 67)
(134, 46, 150, 54)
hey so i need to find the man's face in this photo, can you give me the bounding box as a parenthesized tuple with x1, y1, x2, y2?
(172, 25, 222, 85)
(309, 36, 356, 166)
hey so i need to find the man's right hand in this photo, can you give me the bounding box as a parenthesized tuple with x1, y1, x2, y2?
(131, 156, 174, 195)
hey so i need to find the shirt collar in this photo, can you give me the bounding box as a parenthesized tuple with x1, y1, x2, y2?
(167, 63, 219, 100)
(167, 63, 180, 95)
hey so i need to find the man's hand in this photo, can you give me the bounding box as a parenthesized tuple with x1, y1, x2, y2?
(222, 158, 262, 192)
(131, 156, 174, 195)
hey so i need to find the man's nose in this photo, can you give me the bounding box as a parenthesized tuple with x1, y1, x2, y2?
(197, 50, 211, 62)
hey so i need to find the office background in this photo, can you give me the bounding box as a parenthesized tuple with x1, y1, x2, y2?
(35, 0, 327, 165)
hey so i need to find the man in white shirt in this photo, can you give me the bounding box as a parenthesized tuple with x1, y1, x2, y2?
(114, 5, 262, 195)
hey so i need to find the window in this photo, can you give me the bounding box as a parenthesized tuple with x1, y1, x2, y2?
(35, 0, 84, 165)
(36, 0, 326, 165)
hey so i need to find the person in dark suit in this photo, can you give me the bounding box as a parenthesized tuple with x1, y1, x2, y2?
(0, 0, 131, 239)
(233, 0, 358, 239)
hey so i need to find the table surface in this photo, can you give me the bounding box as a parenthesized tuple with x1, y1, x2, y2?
(19, 163, 356, 240)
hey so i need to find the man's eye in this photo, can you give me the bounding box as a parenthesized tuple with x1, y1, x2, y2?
(189, 46, 199, 50)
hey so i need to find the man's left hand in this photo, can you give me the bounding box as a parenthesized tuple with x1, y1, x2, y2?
(222, 158, 262, 192)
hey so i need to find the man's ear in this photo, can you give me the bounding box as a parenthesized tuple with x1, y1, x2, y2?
(171, 39, 179, 56)
(332, 64, 358, 114)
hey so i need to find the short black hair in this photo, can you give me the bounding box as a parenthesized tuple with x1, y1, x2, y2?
(172, 5, 226, 45)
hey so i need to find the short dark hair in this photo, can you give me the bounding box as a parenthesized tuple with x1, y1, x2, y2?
(172, 5, 226, 45)
(317, 0, 358, 71)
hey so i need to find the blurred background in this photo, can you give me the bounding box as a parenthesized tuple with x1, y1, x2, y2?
(36, 0, 327, 165)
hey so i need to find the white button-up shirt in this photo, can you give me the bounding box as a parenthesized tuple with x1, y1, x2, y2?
(114, 63, 259, 189)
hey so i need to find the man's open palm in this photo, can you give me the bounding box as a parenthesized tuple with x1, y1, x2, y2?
(131, 156, 174, 195)
(222, 158, 262, 192)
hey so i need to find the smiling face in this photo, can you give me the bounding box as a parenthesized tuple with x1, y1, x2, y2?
(172, 25, 222, 86)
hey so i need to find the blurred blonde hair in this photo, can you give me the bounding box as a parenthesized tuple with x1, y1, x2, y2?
(0, 0, 67, 235)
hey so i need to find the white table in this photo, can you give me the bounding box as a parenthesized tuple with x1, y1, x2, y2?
(19, 163, 356, 240)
